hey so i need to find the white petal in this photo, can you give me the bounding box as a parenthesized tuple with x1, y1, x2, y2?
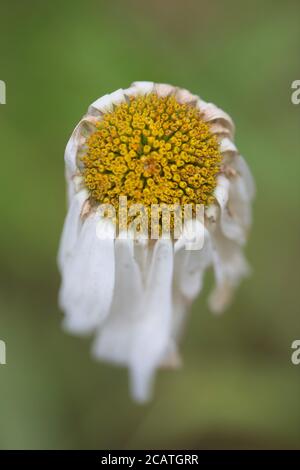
(64, 123, 82, 175)
(205, 203, 219, 224)
(174, 222, 212, 301)
(219, 137, 238, 156)
(129, 81, 154, 95)
(57, 189, 89, 272)
(170, 290, 189, 345)
(208, 226, 250, 314)
(133, 237, 150, 284)
(109, 88, 126, 106)
(94, 237, 174, 402)
(228, 172, 253, 231)
(89, 94, 113, 114)
(64, 116, 98, 176)
(89, 89, 126, 115)
(130, 238, 174, 402)
(175, 87, 198, 104)
(166, 221, 211, 366)
(154, 83, 176, 97)
(209, 122, 232, 138)
(169, 231, 212, 359)
(214, 175, 250, 245)
(160, 340, 182, 368)
(168, 221, 212, 354)
(235, 155, 256, 200)
(60, 214, 115, 335)
(215, 175, 230, 209)
(65, 166, 75, 205)
(92, 236, 144, 365)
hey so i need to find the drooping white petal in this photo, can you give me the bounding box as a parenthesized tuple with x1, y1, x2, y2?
(208, 226, 250, 314)
(159, 337, 182, 369)
(205, 203, 219, 225)
(64, 123, 82, 176)
(215, 164, 253, 245)
(133, 237, 150, 284)
(215, 175, 230, 210)
(228, 171, 253, 231)
(129, 238, 174, 402)
(65, 166, 75, 205)
(169, 290, 188, 349)
(170, 221, 212, 348)
(94, 237, 174, 402)
(60, 214, 115, 335)
(174, 221, 212, 301)
(57, 188, 89, 272)
(92, 235, 144, 365)
(235, 155, 256, 201)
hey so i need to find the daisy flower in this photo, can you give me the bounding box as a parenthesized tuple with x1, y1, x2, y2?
(58, 82, 255, 402)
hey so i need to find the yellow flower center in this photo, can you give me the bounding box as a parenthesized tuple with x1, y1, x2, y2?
(82, 93, 221, 229)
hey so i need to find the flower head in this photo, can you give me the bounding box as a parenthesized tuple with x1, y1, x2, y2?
(58, 82, 255, 402)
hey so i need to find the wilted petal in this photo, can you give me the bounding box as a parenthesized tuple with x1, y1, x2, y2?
(209, 122, 232, 138)
(235, 155, 256, 201)
(133, 237, 150, 284)
(64, 123, 82, 176)
(160, 339, 182, 369)
(209, 226, 250, 314)
(198, 100, 235, 137)
(64, 116, 98, 175)
(130, 238, 174, 402)
(60, 214, 115, 334)
(219, 137, 238, 157)
(57, 189, 89, 271)
(92, 235, 144, 365)
(174, 220, 211, 301)
(215, 175, 230, 210)
(215, 174, 250, 245)
(169, 222, 212, 353)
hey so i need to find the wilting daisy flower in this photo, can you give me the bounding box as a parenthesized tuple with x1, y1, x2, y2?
(58, 81, 255, 402)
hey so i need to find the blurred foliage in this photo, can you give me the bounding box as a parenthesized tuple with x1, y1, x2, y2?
(0, 0, 300, 449)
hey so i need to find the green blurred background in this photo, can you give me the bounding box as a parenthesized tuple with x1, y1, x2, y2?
(0, 0, 300, 450)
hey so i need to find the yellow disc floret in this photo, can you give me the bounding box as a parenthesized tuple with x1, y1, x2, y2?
(81, 93, 221, 228)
